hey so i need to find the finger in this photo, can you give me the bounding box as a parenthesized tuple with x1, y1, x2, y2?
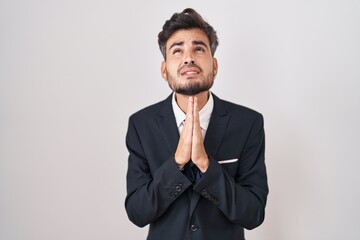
(180, 97, 194, 145)
(183, 96, 194, 132)
(192, 97, 202, 141)
(193, 97, 199, 123)
(187, 96, 194, 118)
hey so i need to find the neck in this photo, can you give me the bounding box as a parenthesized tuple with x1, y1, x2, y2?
(175, 91, 209, 113)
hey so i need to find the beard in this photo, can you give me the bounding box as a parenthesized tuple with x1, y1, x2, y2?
(166, 69, 215, 96)
(173, 81, 213, 96)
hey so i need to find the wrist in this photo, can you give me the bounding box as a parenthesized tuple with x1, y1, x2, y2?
(197, 157, 209, 173)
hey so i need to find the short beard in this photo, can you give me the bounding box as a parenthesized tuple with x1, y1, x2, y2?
(174, 81, 213, 96)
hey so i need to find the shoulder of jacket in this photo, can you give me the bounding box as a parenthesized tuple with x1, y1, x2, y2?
(129, 96, 170, 121)
(215, 96, 262, 119)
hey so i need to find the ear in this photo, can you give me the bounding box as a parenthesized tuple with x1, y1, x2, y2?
(161, 61, 167, 80)
(213, 58, 218, 77)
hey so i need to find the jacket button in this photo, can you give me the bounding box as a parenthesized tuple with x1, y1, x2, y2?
(190, 224, 198, 232)
(175, 185, 182, 191)
(201, 189, 208, 194)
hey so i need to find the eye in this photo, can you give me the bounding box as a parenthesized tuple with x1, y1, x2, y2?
(172, 49, 182, 55)
(195, 47, 205, 53)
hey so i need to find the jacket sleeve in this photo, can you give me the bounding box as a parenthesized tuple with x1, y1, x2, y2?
(193, 114, 268, 230)
(124, 116, 192, 227)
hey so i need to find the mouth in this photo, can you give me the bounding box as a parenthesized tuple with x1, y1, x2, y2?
(180, 68, 201, 77)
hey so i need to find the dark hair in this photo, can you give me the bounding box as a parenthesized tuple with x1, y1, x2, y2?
(158, 8, 219, 59)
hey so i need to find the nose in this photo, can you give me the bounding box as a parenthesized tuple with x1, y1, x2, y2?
(183, 51, 195, 65)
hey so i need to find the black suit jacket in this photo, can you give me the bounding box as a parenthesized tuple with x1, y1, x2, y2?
(125, 93, 268, 240)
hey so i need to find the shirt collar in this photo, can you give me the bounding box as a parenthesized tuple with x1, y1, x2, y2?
(172, 92, 214, 130)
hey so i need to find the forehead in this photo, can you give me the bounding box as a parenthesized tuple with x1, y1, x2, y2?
(166, 29, 210, 48)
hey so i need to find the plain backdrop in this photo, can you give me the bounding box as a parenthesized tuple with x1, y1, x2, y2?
(1, 0, 359, 239)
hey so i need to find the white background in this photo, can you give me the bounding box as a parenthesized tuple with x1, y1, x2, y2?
(1, 0, 359, 239)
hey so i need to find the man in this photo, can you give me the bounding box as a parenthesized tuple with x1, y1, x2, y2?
(125, 8, 268, 240)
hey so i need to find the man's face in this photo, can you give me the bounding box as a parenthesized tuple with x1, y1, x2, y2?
(161, 28, 218, 96)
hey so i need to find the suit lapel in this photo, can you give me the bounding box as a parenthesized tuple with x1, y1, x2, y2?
(155, 94, 179, 154)
(204, 94, 229, 159)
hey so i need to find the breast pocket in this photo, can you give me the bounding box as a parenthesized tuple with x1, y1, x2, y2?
(218, 158, 238, 164)
(217, 158, 239, 177)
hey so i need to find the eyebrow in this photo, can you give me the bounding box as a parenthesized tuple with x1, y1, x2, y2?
(169, 41, 184, 50)
(193, 41, 208, 49)
(169, 40, 209, 50)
